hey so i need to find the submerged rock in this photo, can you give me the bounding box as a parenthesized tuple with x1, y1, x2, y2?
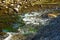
(4, 32, 26, 40)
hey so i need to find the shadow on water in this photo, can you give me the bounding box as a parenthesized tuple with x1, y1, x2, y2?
(31, 16, 60, 40)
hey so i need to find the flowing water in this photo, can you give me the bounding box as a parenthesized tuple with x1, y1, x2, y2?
(3, 9, 60, 40)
